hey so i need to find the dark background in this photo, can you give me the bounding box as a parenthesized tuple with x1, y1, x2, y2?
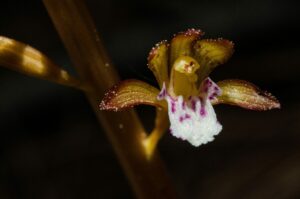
(1, 0, 300, 198)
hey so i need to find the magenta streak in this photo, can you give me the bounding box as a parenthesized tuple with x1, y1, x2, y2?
(182, 101, 186, 110)
(204, 87, 208, 93)
(209, 92, 218, 100)
(171, 101, 176, 113)
(206, 79, 212, 87)
(185, 114, 191, 119)
(199, 97, 206, 116)
(179, 116, 184, 122)
(200, 107, 206, 116)
(191, 100, 196, 111)
(179, 114, 191, 123)
(158, 88, 167, 99)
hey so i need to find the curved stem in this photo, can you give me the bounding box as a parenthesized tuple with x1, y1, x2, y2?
(143, 109, 169, 159)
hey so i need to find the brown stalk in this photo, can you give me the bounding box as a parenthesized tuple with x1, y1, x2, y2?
(42, 0, 177, 198)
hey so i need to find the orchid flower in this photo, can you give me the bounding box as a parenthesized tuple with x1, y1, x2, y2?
(99, 29, 280, 154)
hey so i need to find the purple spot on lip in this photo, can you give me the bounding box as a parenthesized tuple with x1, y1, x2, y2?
(199, 97, 206, 116)
(214, 86, 219, 91)
(200, 107, 206, 116)
(179, 114, 191, 122)
(182, 101, 186, 110)
(171, 102, 176, 113)
(179, 116, 184, 122)
(191, 100, 196, 111)
(209, 92, 218, 99)
(158, 88, 167, 99)
(205, 79, 212, 87)
(204, 87, 208, 93)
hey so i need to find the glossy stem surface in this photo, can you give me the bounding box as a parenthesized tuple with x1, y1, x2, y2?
(43, 0, 177, 198)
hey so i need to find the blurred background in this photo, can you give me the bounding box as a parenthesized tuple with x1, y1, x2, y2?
(0, 0, 300, 198)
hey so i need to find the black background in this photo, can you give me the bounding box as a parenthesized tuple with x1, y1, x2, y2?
(0, 0, 300, 198)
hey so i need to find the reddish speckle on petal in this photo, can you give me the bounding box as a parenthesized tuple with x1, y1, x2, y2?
(147, 40, 168, 62)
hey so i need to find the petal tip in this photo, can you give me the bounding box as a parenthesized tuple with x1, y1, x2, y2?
(215, 38, 234, 47)
(216, 79, 281, 111)
(258, 90, 281, 110)
(99, 84, 121, 111)
(246, 81, 281, 111)
(194, 38, 234, 65)
(172, 28, 204, 41)
(147, 40, 168, 63)
(216, 38, 234, 54)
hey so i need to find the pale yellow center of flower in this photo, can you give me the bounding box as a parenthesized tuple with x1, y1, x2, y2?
(173, 56, 200, 76)
(170, 56, 201, 97)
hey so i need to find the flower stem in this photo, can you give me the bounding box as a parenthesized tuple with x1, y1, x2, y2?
(42, 0, 177, 198)
(144, 109, 169, 159)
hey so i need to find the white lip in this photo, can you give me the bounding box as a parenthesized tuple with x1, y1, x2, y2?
(158, 78, 222, 146)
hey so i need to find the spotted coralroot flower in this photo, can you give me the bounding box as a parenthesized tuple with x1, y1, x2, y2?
(100, 29, 280, 147)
